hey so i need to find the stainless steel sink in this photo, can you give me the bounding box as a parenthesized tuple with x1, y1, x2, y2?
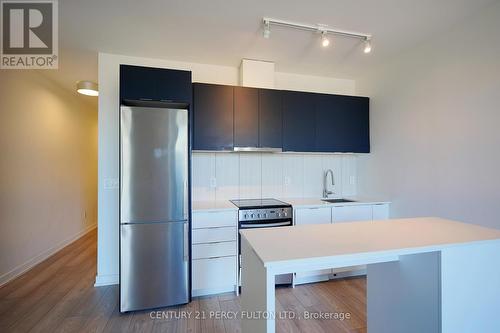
(321, 198, 356, 203)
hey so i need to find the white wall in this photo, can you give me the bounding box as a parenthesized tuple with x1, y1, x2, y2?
(0, 71, 97, 286)
(97, 52, 356, 285)
(193, 152, 357, 201)
(356, 2, 500, 228)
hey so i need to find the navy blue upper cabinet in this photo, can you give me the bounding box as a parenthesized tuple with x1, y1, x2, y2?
(234, 87, 283, 149)
(120, 65, 192, 103)
(315, 94, 370, 153)
(259, 89, 282, 148)
(234, 87, 259, 147)
(193, 83, 234, 151)
(282, 91, 316, 152)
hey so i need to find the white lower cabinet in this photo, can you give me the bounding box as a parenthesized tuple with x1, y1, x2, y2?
(294, 203, 390, 285)
(332, 205, 373, 223)
(192, 211, 238, 297)
(372, 203, 390, 220)
(294, 207, 333, 284)
(192, 256, 237, 294)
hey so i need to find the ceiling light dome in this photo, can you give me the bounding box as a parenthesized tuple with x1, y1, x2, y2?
(76, 80, 99, 96)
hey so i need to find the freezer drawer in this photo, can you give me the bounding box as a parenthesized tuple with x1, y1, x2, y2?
(120, 222, 189, 312)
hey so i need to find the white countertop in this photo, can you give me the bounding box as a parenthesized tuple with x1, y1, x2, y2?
(193, 196, 390, 212)
(282, 196, 391, 208)
(192, 200, 237, 212)
(240, 217, 500, 268)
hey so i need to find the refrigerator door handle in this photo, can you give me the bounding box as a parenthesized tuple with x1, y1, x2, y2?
(183, 221, 189, 262)
(184, 180, 188, 220)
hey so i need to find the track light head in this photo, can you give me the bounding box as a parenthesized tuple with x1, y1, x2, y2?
(364, 38, 372, 54)
(321, 31, 330, 47)
(263, 20, 271, 39)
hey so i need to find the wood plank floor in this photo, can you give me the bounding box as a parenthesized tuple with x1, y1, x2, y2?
(0, 230, 367, 333)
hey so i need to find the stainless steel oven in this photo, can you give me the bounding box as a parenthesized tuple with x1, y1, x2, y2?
(230, 199, 294, 286)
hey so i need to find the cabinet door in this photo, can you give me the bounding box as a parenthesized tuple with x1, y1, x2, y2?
(315, 94, 370, 153)
(332, 205, 373, 223)
(192, 256, 237, 295)
(156, 68, 192, 103)
(372, 204, 389, 220)
(120, 65, 192, 103)
(283, 91, 316, 152)
(294, 207, 332, 283)
(120, 65, 159, 101)
(259, 89, 282, 148)
(234, 87, 259, 147)
(193, 83, 234, 151)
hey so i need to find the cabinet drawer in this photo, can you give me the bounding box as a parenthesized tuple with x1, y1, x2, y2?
(192, 242, 237, 259)
(192, 227, 237, 244)
(192, 256, 237, 291)
(192, 211, 237, 229)
(332, 205, 372, 223)
(295, 207, 331, 225)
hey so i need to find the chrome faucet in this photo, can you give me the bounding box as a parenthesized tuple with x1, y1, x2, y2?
(323, 169, 335, 198)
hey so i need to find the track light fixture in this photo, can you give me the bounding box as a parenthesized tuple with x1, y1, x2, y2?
(263, 19, 271, 39)
(262, 17, 373, 54)
(321, 31, 330, 47)
(364, 38, 372, 54)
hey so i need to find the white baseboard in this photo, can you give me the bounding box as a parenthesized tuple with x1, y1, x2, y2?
(192, 285, 237, 297)
(94, 273, 119, 287)
(0, 223, 97, 287)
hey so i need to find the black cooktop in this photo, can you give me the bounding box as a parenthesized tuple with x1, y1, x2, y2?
(230, 198, 291, 209)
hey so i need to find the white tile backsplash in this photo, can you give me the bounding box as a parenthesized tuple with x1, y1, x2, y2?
(282, 154, 304, 198)
(261, 154, 284, 198)
(192, 152, 357, 200)
(192, 153, 216, 201)
(303, 155, 323, 198)
(239, 153, 262, 199)
(215, 153, 239, 200)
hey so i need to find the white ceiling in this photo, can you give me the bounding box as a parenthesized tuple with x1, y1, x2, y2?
(48, 0, 496, 97)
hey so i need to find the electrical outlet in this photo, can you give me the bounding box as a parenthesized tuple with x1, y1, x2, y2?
(209, 177, 217, 188)
(284, 176, 291, 186)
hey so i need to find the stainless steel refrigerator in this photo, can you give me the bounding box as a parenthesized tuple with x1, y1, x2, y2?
(120, 105, 189, 312)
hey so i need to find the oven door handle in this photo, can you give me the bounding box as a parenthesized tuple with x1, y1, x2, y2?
(240, 221, 291, 229)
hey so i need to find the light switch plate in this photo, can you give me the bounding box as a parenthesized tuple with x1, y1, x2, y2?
(349, 176, 356, 185)
(209, 177, 217, 188)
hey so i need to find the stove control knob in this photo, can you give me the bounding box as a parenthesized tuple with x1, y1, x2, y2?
(263, 213, 267, 218)
(243, 214, 248, 219)
(257, 214, 260, 218)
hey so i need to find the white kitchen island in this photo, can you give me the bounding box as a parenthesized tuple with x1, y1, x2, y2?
(240, 217, 500, 333)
